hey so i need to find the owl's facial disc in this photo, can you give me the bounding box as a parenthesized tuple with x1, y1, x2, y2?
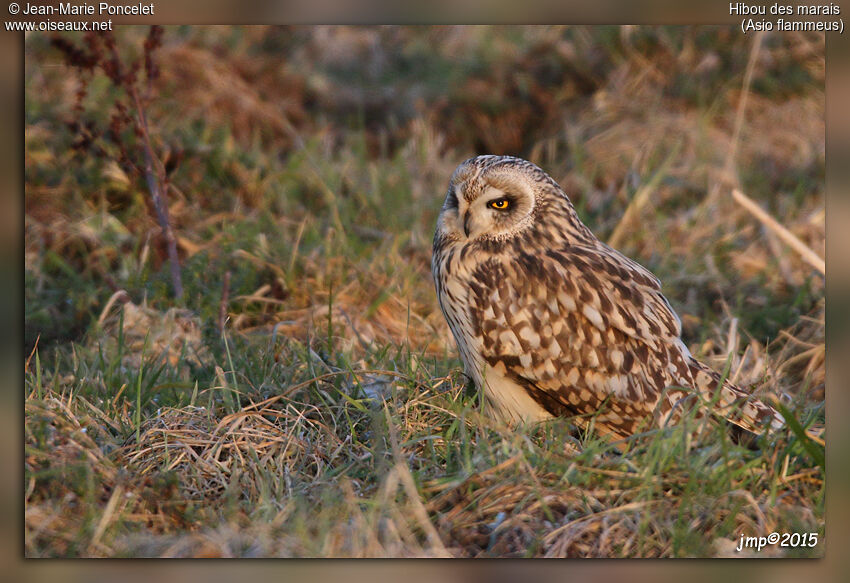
(438, 157, 538, 242)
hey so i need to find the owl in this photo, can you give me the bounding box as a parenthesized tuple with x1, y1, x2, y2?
(431, 155, 784, 445)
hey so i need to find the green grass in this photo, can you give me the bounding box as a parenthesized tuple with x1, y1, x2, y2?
(24, 25, 824, 557)
(24, 332, 824, 557)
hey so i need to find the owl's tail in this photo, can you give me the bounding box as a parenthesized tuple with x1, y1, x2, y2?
(688, 357, 785, 434)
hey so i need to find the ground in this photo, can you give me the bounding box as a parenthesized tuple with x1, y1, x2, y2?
(24, 26, 824, 557)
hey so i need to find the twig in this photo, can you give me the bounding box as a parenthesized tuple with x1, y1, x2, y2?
(724, 32, 764, 187)
(725, 317, 739, 361)
(130, 85, 183, 298)
(392, 462, 453, 557)
(384, 406, 452, 557)
(88, 484, 125, 554)
(732, 189, 825, 275)
(55, 28, 183, 300)
(704, 32, 763, 209)
(218, 270, 232, 333)
(25, 334, 40, 374)
(339, 308, 371, 352)
(97, 289, 131, 326)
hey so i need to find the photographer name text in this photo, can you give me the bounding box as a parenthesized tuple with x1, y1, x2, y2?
(20, 2, 154, 16)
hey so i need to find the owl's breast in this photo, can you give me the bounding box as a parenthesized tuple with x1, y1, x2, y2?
(432, 244, 487, 382)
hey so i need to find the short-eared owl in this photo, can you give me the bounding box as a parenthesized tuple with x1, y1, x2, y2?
(432, 155, 783, 444)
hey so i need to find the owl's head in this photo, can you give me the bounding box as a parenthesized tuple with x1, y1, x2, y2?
(436, 155, 583, 244)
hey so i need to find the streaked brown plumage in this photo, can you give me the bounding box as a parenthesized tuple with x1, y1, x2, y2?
(432, 155, 783, 444)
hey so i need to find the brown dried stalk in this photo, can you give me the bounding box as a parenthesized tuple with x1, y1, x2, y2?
(732, 188, 825, 276)
(130, 83, 183, 298)
(51, 26, 183, 299)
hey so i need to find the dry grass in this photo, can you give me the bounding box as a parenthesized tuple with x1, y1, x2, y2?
(25, 26, 824, 557)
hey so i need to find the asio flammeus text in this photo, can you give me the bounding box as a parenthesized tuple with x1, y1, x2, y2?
(431, 155, 783, 444)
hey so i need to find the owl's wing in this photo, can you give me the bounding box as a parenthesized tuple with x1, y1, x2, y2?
(468, 243, 779, 441)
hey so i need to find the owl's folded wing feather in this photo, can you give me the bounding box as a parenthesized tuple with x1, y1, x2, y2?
(468, 242, 782, 440)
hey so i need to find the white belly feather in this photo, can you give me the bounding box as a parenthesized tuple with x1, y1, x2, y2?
(481, 365, 553, 425)
(436, 250, 552, 427)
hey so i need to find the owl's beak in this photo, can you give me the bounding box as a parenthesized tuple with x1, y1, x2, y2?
(462, 210, 472, 238)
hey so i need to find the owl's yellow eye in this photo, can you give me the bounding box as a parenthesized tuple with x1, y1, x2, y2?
(488, 198, 510, 210)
